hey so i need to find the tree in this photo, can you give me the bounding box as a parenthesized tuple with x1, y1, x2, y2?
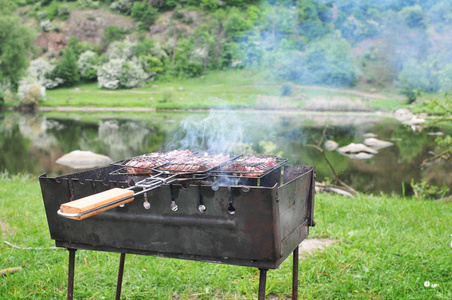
(0, 0, 35, 90)
(131, 2, 158, 27)
(50, 48, 80, 87)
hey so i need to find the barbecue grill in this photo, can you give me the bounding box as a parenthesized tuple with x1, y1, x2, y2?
(39, 151, 316, 299)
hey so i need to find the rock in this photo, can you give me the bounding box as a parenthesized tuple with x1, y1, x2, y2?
(402, 116, 426, 126)
(56, 150, 112, 169)
(363, 138, 394, 149)
(363, 133, 378, 138)
(344, 152, 374, 159)
(427, 132, 444, 136)
(337, 143, 378, 155)
(324, 140, 338, 151)
(394, 108, 414, 122)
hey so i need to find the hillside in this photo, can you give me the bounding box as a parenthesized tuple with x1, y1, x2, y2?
(1, 0, 451, 108)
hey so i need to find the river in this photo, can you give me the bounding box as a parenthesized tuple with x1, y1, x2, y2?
(1, 110, 450, 196)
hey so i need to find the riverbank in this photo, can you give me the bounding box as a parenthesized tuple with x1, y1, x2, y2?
(30, 70, 405, 112)
(1, 174, 451, 299)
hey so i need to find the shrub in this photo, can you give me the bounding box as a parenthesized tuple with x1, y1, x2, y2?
(131, 2, 158, 27)
(97, 59, 147, 89)
(40, 19, 52, 32)
(57, 5, 70, 20)
(37, 11, 47, 20)
(224, 9, 252, 40)
(50, 48, 80, 87)
(17, 83, 45, 106)
(102, 25, 128, 47)
(110, 0, 135, 15)
(395, 60, 439, 103)
(78, 50, 99, 81)
(411, 179, 450, 200)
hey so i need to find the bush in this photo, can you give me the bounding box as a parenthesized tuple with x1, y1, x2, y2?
(224, 9, 252, 40)
(131, 2, 158, 27)
(102, 26, 128, 47)
(17, 83, 45, 106)
(400, 5, 426, 28)
(40, 19, 52, 32)
(97, 59, 147, 89)
(110, 0, 135, 15)
(49, 48, 80, 87)
(395, 60, 439, 103)
(57, 5, 70, 20)
(411, 179, 450, 200)
(78, 50, 99, 81)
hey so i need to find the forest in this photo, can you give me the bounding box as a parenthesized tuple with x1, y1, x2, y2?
(1, 0, 452, 107)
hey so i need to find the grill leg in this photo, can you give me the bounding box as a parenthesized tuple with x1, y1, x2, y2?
(292, 246, 299, 300)
(258, 268, 268, 300)
(67, 249, 76, 300)
(115, 253, 126, 300)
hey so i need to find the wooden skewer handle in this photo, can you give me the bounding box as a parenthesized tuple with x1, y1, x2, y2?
(59, 188, 135, 220)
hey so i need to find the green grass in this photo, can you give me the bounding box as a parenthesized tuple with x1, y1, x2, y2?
(1, 174, 451, 299)
(42, 70, 403, 111)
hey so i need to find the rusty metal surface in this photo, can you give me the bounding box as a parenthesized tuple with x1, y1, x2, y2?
(39, 165, 315, 269)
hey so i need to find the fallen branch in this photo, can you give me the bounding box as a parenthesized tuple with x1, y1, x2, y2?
(338, 254, 363, 274)
(315, 182, 354, 197)
(422, 149, 451, 165)
(308, 143, 358, 196)
(435, 195, 452, 203)
(4, 241, 60, 250)
(0, 266, 23, 276)
(316, 254, 363, 278)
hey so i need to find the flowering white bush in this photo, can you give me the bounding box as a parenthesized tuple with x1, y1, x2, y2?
(120, 60, 148, 88)
(17, 83, 46, 105)
(106, 40, 135, 60)
(97, 59, 123, 89)
(97, 58, 147, 89)
(27, 58, 64, 89)
(77, 50, 99, 80)
(110, 0, 134, 15)
(40, 19, 52, 32)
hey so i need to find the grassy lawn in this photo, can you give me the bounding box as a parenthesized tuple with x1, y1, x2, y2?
(42, 70, 403, 111)
(1, 174, 451, 299)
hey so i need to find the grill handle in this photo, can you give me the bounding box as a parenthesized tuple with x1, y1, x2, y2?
(57, 176, 176, 220)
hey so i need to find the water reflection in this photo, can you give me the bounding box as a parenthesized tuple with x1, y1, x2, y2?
(0, 110, 449, 196)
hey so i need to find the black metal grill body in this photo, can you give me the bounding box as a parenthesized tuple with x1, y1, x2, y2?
(39, 165, 315, 269)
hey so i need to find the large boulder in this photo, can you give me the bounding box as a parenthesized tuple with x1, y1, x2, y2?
(394, 108, 414, 122)
(337, 143, 378, 155)
(324, 140, 338, 151)
(56, 150, 112, 169)
(363, 138, 394, 149)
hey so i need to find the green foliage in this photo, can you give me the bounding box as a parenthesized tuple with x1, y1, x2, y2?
(276, 36, 357, 86)
(224, 8, 252, 40)
(131, 1, 158, 27)
(0, 1, 35, 89)
(50, 48, 80, 87)
(102, 25, 128, 47)
(78, 50, 100, 81)
(296, 0, 332, 40)
(57, 4, 70, 20)
(400, 5, 426, 28)
(396, 60, 439, 103)
(411, 179, 450, 200)
(412, 97, 452, 116)
(68, 36, 94, 57)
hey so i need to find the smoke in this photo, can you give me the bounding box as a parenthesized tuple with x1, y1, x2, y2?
(166, 110, 248, 153)
(233, 0, 452, 90)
